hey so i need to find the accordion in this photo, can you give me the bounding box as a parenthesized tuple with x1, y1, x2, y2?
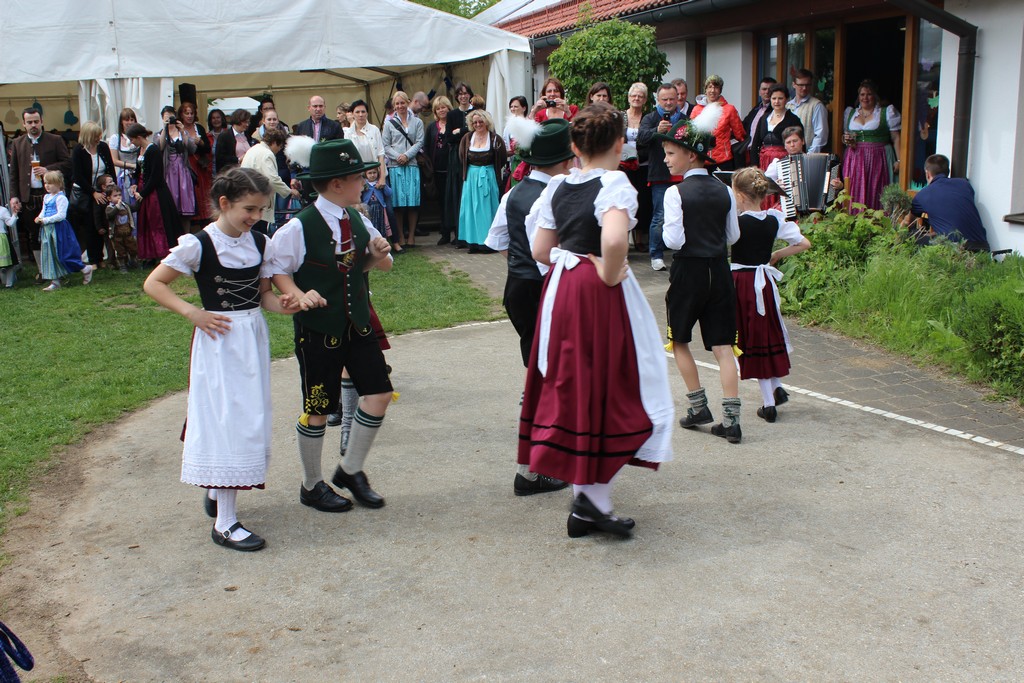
(778, 153, 841, 218)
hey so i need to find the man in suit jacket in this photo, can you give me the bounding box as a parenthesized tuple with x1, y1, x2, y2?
(673, 79, 694, 118)
(8, 107, 72, 265)
(293, 95, 344, 142)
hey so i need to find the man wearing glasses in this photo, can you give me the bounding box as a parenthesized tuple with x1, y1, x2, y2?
(787, 69, 829, 153)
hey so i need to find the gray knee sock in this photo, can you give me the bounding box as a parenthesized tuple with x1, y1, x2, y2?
(339, 378, 358, 454)
(341, 408, 383, 475)
(516, 464, 537, 480)
(297, 421, 326, 490)
(722, 397, 742, 427)
(687, 387, 708, 412)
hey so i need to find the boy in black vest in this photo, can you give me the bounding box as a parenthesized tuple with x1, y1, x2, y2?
(268, 138, 395, 510)
(484, 118, 573, 496)
(656, 108, 744, 443)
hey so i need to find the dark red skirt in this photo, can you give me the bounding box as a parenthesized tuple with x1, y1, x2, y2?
(136, 193, 170, 260)
(518, 260, 656, 485)
(733, 270, 791, 380)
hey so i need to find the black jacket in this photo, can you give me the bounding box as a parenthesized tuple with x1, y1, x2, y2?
(71, 141, 116, 192)
(214, 128, 256, 175)
(292, 117, 344, 142)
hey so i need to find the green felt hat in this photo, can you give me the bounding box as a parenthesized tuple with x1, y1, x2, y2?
(295, 138, 378, 180)
(519, 119, 574, 166)
(654, 119, 715, 163)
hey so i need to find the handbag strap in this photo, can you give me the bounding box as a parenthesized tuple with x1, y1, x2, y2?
(389, 117, 414, 147)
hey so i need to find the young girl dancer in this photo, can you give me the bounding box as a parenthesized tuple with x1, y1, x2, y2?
(144, 167, 293, 552)
(519, 103, 674, 539)
(729, 167, 811, 421)
(35, 171, 95, 290)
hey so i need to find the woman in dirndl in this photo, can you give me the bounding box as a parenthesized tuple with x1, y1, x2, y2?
(457, 109, 507, 253)
(179, 101, 213, 232)
(127, 124, 175, 261)
(158, 106, 197, 241)
(382, 91, 424, 247)
(729, 167, 811, 423)
(520, 103, 674, 539)
(841, 79, 902, 211)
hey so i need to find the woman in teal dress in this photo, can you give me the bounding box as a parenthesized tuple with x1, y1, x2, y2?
(457, 110, 507, 253)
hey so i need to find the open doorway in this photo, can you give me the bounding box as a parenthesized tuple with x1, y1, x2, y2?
(842, 17, 906, 116)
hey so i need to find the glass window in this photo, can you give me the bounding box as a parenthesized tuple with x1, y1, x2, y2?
(759, 35, 778, 84)
(814, 28, 835, 107)
(912, 19, 942, 189)
(786, 32, 806, 90)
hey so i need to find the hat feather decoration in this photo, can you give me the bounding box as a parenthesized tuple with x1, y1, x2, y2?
(691, 101, 723, 134)
(505, 116, 542, 152)
(285, 135, 316, 167)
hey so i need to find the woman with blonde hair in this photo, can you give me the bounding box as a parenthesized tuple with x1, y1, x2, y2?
(457, 109, 507, 253)
(382, 90, 425, 247)
(729, 166, 810, 422)
(425, 95, 458, 244)
(624, 82, 651, 250)
(70, 120, 116, 266)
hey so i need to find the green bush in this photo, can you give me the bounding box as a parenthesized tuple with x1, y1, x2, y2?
(955, 271, 1024, 397)
(547, 17, 669, 111)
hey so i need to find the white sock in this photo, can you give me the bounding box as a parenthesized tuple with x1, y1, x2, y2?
(339, 379, 358, 454)
(573, 475, 618, 519)
(516, 464, 537, 480)
(213, 489, 250, 541)
(771, 377, 783, 390)
(297, 421, 326, 490)
(758, 379, 776, 407)
(207, 489, 217, 501)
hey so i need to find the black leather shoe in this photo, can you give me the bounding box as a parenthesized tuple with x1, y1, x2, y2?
(211, 522, 265, 552)
(514, 473, 569, 496)
(757, 406, 777, 423)
(437, 235, 451, 245)
(710, 422, 743, 443)
(204, 494, 217, 518)
(679, 405, 714, 429)
(454, 240, 468, 249)
(774, 387, 789, 405)
(326, 412, 342, 427)
(414, 228, 430, 237)
(569, 494, 634, 537)
(332, 466, 385, 508)
(300, 481, 353, 512)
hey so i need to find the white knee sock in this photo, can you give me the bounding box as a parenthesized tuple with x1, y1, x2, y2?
(517, 464, 538, 480)
(758, 379, 776, 407)
(339, 378, 358, 454)
(771, 377, 783, 390)
(213, 489, 250, 540)
(573, 475, 617, 519)
(341, 407, 383, 475)
(297, 421, 326, 490)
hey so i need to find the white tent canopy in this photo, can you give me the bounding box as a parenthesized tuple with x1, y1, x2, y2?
(0, 0, 531, 133)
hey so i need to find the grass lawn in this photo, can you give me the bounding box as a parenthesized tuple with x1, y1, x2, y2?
(0, 251, 499, 539)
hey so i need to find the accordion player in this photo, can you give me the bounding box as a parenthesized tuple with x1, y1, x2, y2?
(768, 153, 841, 218)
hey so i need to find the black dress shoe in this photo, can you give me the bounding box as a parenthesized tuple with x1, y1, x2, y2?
(414, 228, 430, 237)
(204, 493, 217, 518)
(569, 493, 634, 537)
(514, 473, 569, 496)
(437, 235, 451, 245)
(476, 245, 496, 254)
(679, 405, 714, 429)
(300, 481, 353, 512)
(326, 412, 342, 427)
(454, 240, 468, 249)
(467, 245, 481, 254)
(710, 422, 743, 443)
(332, 466, 385, 508)
(774, 387, 790, 405)
(211, 522, 266, 552)
(757, 405, 777, 423)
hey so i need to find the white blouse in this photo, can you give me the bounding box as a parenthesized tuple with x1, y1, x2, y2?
(844, 105, 902, 132)
(535, 167, 639, 234)
(163, 223, 268, 275)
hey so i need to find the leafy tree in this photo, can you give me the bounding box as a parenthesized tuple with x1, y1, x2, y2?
(547, 16, 669, 111)
(409, 0, 500, 18)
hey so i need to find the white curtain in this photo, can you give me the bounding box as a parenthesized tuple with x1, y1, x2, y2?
(77, 78, 175, 139)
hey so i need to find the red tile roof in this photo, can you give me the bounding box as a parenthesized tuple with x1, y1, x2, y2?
(496, 0, 680, 38)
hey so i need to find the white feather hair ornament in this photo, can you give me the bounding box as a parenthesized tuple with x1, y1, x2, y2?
(285, 135, 316, 167)
(504, 116, 542, 152)
(691, 102, 723, 134)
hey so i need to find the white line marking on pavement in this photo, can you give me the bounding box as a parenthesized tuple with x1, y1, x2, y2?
(681, 354, 1024, 456)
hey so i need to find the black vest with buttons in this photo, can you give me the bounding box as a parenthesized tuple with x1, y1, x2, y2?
(194, 230, 266, 311)
(505, 177, 546, 281)
(551, 177, 603, 255)
(673, 175, 733, 259)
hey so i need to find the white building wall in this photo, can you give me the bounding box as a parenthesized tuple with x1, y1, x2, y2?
(706, 33, 754, 114)
(662, 40, 697, 95)
(937, 0, 1024, 252)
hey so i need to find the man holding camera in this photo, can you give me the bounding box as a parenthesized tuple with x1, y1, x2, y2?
(637, 83, 688, 271)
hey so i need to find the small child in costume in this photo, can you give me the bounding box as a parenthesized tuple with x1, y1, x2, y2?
(105, 186, 139, 272)
(93, 174, 117, 268)
(361, 167, 393, 243)
(729, 167, 811, 422)
(0, 205, 18, 288)
(144, 167, 295, 552)
(35, 171, 95, 291)
(657, 105, 744, 443)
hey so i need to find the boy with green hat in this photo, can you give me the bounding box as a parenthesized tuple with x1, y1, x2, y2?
(268, 138, 396, 510)
(485, 117, 574, 496)
(655, 106, 744, 443)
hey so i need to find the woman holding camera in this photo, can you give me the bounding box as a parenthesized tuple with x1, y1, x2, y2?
(530, 77, 578, 122)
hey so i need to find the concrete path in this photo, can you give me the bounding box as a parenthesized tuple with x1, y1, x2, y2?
(2, 244, 1023, 682)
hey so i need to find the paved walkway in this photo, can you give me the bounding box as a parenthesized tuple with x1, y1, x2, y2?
(425, 240, 1024, 453)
